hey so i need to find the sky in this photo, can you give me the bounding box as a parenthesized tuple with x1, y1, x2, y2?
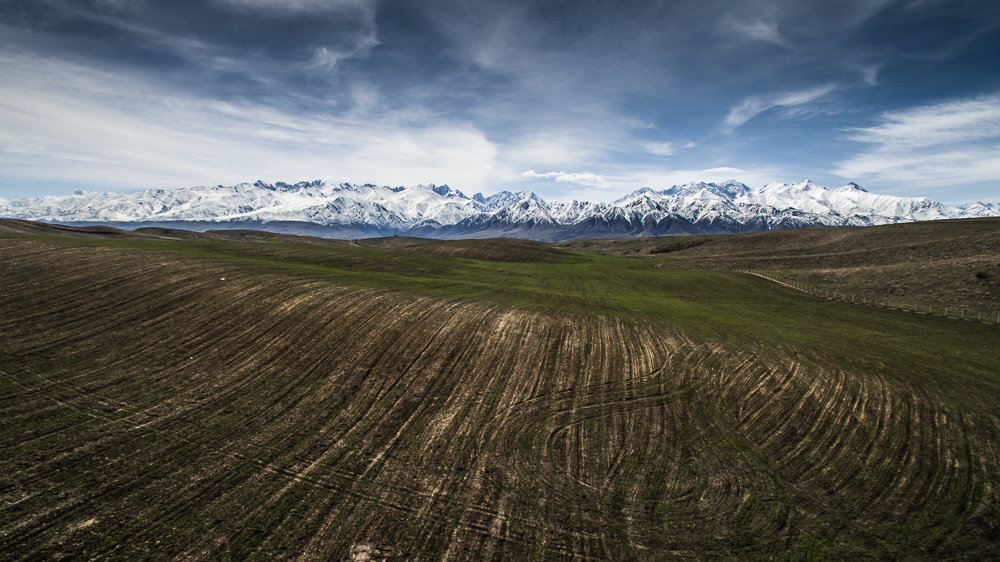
(1, 0, 999, 204)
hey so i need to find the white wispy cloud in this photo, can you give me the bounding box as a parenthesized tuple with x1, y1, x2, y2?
(643, 142, 676, 156)
(0, 52, 497, 193)
(724, 85, 837, 130)
(700, 166, 745, 175)
(725, 19, 787, 46)
(311, 31, 380, 71)
(214, 0, 376, 14)
(844, 95, 1000, 148)
(522, 170, 608, 186)
(492, 132, 614, 179)
(858, 64, 881, 86)
(834, 95, 1000, 187)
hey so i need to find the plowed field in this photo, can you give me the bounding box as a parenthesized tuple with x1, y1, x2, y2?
(2, 232, 999, 559)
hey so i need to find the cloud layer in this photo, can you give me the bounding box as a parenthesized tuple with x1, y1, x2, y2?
(0, 52, 497, 191)
(0, 0, 998, 202)
(522, 170, 608, 186)
(725, 86, 837, 130)
(834, 96, 1000, 189)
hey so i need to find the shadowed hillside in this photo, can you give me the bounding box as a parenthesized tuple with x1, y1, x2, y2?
(0, 218, 165, 239)
(0, 219, 349, 246)
(2, 225, 999, 559)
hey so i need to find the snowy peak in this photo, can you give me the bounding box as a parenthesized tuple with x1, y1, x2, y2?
(615, 187, 661, 203)
(479, 190, 542, 210)
(0, 180, 484, 229)
(957, 201, 1000, 216)
(660, 180, 752, 200)
(615, 182, 752, 205)
(0, 178, 996, 241)
(490, 196, 555, 224)
(834, 182, 868, 193)
(420, 184, 467, 199)
(749, 179, 954, 221)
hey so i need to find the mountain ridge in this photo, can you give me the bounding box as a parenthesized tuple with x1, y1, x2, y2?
(1, 179, 997, 241)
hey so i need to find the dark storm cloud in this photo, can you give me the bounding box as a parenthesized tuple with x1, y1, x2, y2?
(4, 0, 996, 110)
(0, 0, 378, 98)
(383, 0, 1000, 131)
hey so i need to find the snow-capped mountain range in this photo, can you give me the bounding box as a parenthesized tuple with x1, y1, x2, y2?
(1, 179, 996, 241)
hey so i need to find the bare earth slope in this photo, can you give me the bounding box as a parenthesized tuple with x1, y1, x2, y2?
(1, 227, 999, 559)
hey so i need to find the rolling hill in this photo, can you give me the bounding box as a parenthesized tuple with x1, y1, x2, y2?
(1, 219, 999, 559)
(560, 217, 1000, 314)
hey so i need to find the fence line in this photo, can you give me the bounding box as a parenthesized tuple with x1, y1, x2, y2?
(743, 270, 1000, 326)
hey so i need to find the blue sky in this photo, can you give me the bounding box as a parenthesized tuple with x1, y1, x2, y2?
(1, 0, 998, 204)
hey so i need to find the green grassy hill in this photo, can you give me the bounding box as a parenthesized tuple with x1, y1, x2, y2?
(560, 217, 1000, 315)
(1, 221, 999, 559)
